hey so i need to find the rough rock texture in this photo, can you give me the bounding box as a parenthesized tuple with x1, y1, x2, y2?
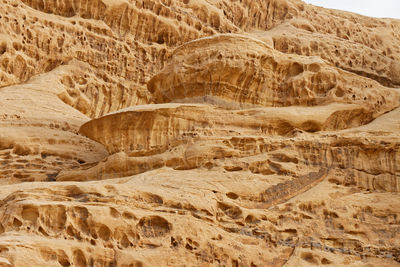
(148, 34, 399, 109)
(0, 0, 400, 266)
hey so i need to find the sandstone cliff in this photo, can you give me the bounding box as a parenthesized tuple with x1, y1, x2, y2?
(0, 0, 399, 266)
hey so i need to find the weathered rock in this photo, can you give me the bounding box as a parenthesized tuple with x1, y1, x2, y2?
(148, 34, 400, 110)
(1, 0, 400, 266)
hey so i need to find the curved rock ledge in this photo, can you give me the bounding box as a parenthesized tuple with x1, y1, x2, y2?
(148, 34, 400, 111)
(79, 102, 378, 155)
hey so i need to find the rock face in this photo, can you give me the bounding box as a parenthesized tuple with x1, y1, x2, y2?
(148, 34, 398, 109)
(0, 0, 400, 266)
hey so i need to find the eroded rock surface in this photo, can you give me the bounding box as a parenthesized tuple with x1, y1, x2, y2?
(0, 0, 400, 266)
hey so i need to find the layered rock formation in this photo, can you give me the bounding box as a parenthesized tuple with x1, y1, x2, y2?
(0, 0, 400, 266)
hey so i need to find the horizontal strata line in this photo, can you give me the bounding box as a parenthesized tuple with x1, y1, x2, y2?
(223, 228, 400, 261)
(276, 239, 400, 262)
(335, 165, 398, 177)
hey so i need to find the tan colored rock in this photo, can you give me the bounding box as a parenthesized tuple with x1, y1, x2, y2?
(0, 0, 400, 266)
(80, 102, 383, 154)
(67, 100, 398, 184)
(148, 34, 399, 110)
(0, 61, 107, 183)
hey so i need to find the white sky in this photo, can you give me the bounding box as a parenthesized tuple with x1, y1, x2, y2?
(303, 0, 400, 19)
